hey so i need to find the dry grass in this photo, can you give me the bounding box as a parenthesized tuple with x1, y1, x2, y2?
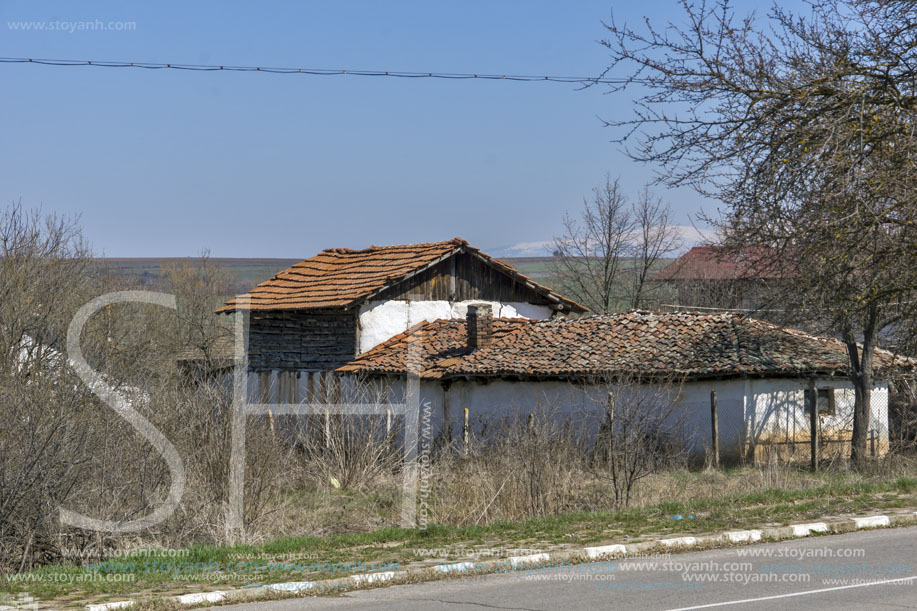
(254, 435, 917, 539)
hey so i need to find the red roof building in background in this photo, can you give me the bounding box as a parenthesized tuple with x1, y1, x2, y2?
(652, 245, 784, 282)
(652, 245, 788, 312)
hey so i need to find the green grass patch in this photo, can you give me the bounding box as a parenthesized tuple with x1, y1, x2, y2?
(5, 472, 916, 603)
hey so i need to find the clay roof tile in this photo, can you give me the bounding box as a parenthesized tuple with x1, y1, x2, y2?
(338, 311, 916, 382)
(218, 238, 585, 313)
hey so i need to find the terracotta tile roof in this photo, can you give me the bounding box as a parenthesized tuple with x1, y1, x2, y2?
(338, 311, 915, 381)
(652, 246, 787, 281)
(218, 238, 586, 313)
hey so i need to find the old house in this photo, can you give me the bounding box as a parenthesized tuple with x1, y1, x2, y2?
(213, 238, 586, 400)
(652, 245, 786, 312)
(339, 308, 914, 462)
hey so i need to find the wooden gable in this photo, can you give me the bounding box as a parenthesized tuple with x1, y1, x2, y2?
(372, 251, 567, 307)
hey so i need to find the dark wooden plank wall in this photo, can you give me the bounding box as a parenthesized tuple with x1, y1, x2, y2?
(248, 309, 357, 371)
(376, 252, 554, 304)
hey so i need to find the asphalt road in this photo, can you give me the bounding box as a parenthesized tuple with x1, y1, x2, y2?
(221, 527, 917, 610)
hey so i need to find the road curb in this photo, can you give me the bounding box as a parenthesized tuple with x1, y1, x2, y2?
(83, 509, 917, 611)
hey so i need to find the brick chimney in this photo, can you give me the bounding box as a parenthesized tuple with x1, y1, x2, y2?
(466, 303, 493, 351)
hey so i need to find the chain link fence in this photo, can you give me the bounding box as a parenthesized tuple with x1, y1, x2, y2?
(687, 383, 891, 466)
(749, 386, 889, 465)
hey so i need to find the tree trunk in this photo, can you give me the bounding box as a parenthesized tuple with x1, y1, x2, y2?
(847, 305, 878, 469)
(850, 373, 872, 466)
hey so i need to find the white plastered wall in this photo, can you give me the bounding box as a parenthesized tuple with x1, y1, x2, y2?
(357, 300, 554, 354)
(745, 378, 888, 451)
(369, 378, 735, 455)
(357, 376, 890, 460)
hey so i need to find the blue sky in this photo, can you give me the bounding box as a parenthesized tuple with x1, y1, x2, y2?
(0, 1, 790, 258)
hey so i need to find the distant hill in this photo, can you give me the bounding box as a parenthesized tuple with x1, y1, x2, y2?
(100, 256, 560, 293)
(100, 256, 675, 300)
(100, 256, 679, 312)
(101, 257, 302, 294)
(497, 257, 556, 279)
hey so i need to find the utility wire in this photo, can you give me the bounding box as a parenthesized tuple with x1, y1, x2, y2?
(0, 55, 627, 85)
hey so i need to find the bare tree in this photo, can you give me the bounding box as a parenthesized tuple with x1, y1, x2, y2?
(0, 205, 295, 570)
(629, 187, 683, 309)
(602, 0, 917, 465)
(0, 204, 96, 372)
(552, 176, 633, 313)
(589, 374, 687, 508)
(160, 252, 234, 370)
(0, 204, 102, 571)
(552, 176, 681, 313)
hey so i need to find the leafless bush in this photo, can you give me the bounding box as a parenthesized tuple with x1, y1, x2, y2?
(429, 404, 592, 524)
(0, 204, 109, 571)
(0, 371, 97, 570)
(158, 377, 290, 544)
(890, 377, 917, 453)
(291, 380, 402, 492)
(159, 253, 234, 368)
(589, 375, 688, 508)
(0, 207, 296, 569)
(420, 380, 689, 522)
(500, 407, 589, 519)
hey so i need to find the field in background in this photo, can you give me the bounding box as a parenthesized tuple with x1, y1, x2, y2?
(497, 257, 556, 279)
(102, 256, 571, 294)
(103, 257, 302, 294)
(102, 256, 676, 302)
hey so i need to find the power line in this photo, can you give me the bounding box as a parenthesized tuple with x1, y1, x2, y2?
(0, 56, 627, 85)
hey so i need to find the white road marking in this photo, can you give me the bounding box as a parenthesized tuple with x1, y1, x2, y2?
(658, 537, 698, 548)
(789, 522, 828, 536)
(584, 544, 627, 559)
(722, 530, 761, 544)
(852, 515, 890, 529)
(86, 603, 133, 611)
(664, 576, 917, 610)
(350, 571, 397, 584)
(174, 591, 227, 605)
(507, 553, 550, 567)
(435, 561, 477, 573)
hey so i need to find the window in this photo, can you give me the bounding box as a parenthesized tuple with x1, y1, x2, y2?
(805, 388, 836, 416)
